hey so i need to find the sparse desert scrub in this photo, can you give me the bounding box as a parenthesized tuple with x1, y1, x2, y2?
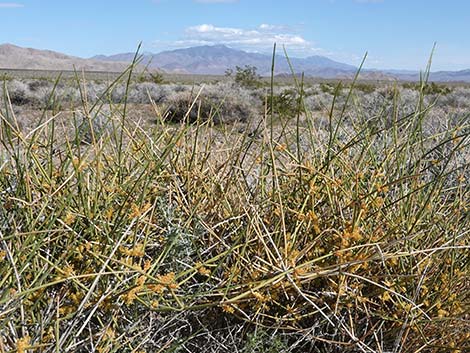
(435, 86, 470, 109)
(0, 68, 469, 353)
(1, 78, 263, 126)
(164, 83, 258, 124)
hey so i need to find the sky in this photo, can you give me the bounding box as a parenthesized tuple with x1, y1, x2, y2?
(0, 0, 469, 71)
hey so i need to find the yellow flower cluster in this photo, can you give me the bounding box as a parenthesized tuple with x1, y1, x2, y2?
(72, 156, 88, 172)
(128, 202, 152, 219)
(147, 284, 165, 294)
(0, 249, 6, 261)
(340, 226, 363, 248)
(122, 287, 140, 305)
(297, 210, 321, 233)
(64, 212, 76, 225)
(195, 262, 211, 276)
(252, 291, 269, 303)
(157, 272, 178, 289)
(221, 304, 235, 314)
(16, 335, 30, 353)
(146, 272, 179, 297)
(121, 244, 145, 258)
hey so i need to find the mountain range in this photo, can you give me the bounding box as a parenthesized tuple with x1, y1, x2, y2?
(1, 43, 470, 82)
(92, 44, 358, 78)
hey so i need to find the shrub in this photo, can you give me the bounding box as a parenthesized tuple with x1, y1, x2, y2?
(402, 81, 452, 95)
(0, 73, 12, 81)
(227, 65, 262, 89)
(137, 71, 166, 85)
(354, 82, 376, 94)
(0, 71, 468, 353)
(74, 109, 112, 144)
(165, 85, 256, 124)
(266, 88, 304, 117)
(5, 80, 35, 106)
(27, 78, 52, 92)
(436, 87, 470, 108)
(149, 71, 165, 84)
(319, 82, 339, 95)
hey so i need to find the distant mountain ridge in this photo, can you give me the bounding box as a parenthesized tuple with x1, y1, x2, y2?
(2, 43, 470, 82)
(93, 45, 470, 82)
(0, 43, 130, 72)
(92, 44, 359, 78)
(390, 69, 470, 83)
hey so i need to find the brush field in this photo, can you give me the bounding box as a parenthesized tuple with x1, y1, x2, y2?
(0, 63, 469, 353)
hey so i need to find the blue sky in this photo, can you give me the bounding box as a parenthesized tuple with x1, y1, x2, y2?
(1, 0, 469, 71)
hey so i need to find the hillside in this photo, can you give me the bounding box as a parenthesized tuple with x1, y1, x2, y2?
(0, 43, 129, 72)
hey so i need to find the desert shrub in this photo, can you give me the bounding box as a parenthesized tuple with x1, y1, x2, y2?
(319, 82, 339, 95)
(1, 73, 12, 81)
(266, 88, 305, 117)
(353, 82, 376, 94)
(303, 86, 319, 96)
(55, 85, 81, 105)
(436, 86, 470, 108)
(107, 83, 126, 103)
(0, 73, 468, 353)
(0, 79, 81, 108)
(85, 81, 108, 103)
(357, 90, 394, 118)
(227, 65, 262, 89)
(304, 83, 351, 112)
(148, 71, 165, 84)
(165, 84, 257, 124)
(165, 91, 212, 123)
(403, 81, 452, 95)
(27, 78, 52, 92)
(1, 79, 64, 108)
(304, 91, 334, 111)
(402, 82, 424, 91)
(4, 80, 38, 106)
(425, 82, 452, 95)
(136, 71, 166, 85)
(129, 83, 188, 104)
(107, 82, 181, 104)
(74, 109, 112, 144)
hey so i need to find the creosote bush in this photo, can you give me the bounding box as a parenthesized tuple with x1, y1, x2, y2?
(0, 65, 469, 353)
(226, 64, 263, 88)
(403, 81, 452, 95)
(266, 88, 306, 117)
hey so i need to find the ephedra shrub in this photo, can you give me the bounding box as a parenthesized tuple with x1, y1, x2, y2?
(0, 62, 468, 353)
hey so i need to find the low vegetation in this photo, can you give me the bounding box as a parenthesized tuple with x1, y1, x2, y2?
(0, 61, 469, 352)
(402, 82, 453, 96)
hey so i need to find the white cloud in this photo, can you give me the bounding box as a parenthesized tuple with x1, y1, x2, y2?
(259, 24, 292, 31)
(179, 23, 318, 55)
(0, 2, 24, 8)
